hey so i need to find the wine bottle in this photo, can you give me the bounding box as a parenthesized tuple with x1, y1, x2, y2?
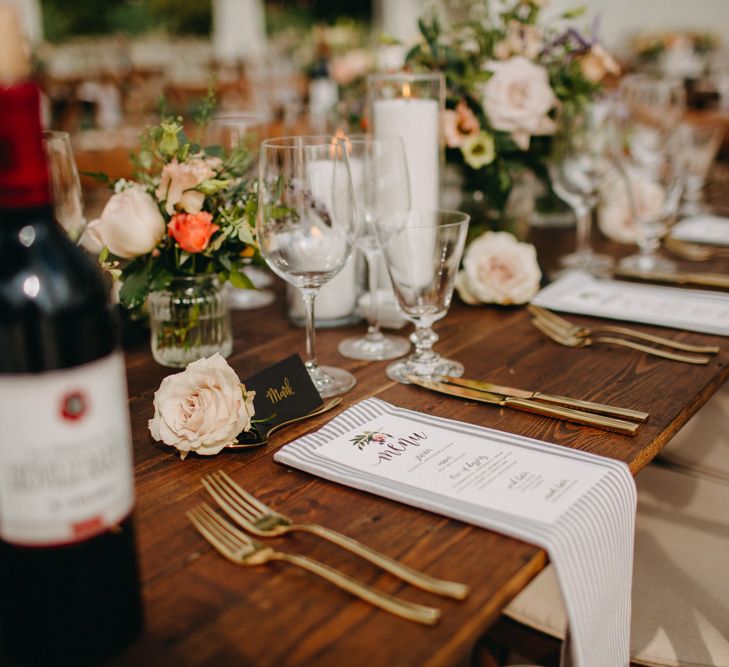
(0, 8, 143, 666)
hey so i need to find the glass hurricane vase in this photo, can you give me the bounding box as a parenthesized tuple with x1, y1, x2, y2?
(148, 275, 232, 368)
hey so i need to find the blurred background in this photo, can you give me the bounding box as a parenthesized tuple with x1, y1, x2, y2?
(10, 0, 729, 213)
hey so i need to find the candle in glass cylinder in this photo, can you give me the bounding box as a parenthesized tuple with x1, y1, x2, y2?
(373, 89, 439, 210)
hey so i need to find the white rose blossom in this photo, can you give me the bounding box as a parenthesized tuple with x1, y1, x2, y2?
(455, 231, 542, 305)
(480, 56, 558, 151)
(82, 184, 165, 258)
(148, 354, 256, 460)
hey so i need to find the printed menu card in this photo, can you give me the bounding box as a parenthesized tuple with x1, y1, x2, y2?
(275, 398, 636, 667)
(532, 270, 729, 336)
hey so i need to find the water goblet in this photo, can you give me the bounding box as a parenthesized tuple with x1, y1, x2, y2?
(674, 121, 724, 216)
(376, 209, 469, 384)
(257, 136, 358, 397)
(337, 135, 411, 361)
(205, 111, 276, 309)
(615, 78, 687, 273)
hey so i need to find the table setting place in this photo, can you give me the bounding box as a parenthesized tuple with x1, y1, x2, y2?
(6, 3, 729, 667)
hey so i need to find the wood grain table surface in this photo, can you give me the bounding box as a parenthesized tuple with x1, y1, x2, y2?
(107, 229, 729, 667)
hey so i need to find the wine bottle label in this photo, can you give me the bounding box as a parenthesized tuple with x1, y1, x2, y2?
(0, 352, 135, 546)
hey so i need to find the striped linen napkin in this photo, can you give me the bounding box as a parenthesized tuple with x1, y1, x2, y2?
(275, 398, 636, 667)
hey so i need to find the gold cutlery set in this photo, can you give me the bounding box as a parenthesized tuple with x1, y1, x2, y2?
(188, 470, 469, 625)
(408, 375, 648, 436)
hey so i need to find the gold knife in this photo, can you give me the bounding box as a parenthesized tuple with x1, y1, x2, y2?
(441, 376, 649, 422)
(614, 266, 729, 290)
(406, 376, 640, 436)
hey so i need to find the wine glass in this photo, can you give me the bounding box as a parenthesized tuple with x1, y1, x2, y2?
(205, 111, 276, 309)
(337, 135, 411, 361)
(549, 101, 616, 276)
(257, 136, 358, 397)
(376, 209, 469, 384)
(42, 131, 86, 243)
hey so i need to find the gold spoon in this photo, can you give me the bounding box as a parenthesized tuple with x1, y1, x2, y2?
(226, 397, 343, 450)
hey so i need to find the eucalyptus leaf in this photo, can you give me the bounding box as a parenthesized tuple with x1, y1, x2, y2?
(229, 269, 255, 290)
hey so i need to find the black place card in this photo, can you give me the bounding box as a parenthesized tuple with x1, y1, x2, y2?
(239, 354, 323, 443)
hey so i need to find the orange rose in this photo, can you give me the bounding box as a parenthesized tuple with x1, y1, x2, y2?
(167, 212, 219, 253)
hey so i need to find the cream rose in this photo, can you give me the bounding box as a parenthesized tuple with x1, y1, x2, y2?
(156, 156, 220, 216)
(480, 57, 557, 151)
(455, 231, 542, 305)
(82, 184, 165, 258)
(148, 354, 256, 459)
(598, 170, 666, 244)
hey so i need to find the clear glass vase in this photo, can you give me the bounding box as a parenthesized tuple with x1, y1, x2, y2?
(148, 275, 232, 368)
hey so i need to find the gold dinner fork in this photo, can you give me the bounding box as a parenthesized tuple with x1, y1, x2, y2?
(202, 470, 469, 600)
(528, 304, 720, 355)
(187, 503, 441, 625)
(531, 316, 711, 365)
(665, 237, 729, 262)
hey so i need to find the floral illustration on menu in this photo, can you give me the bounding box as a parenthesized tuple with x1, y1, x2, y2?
(350, 430, 393, 451)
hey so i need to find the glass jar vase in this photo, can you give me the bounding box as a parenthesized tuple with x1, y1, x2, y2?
(148, 275, 232, 368)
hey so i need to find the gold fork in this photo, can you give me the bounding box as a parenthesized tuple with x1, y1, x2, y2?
(187, 503, 441, 625)
(202, 471, 469, 600)
(665, 237, 729, 262)
(531, 316, 711, 365)
(528, 304, 720, 355)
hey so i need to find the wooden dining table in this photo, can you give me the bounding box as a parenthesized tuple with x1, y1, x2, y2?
(106, 228, 729, 667)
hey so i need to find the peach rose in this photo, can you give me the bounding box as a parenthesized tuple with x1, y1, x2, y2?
(455, 231, 542, 305)
(598, 170, 666, 245)
(167, 212, 219, 253)
(580, 44, 620, 83)
(443, 100, 481, 148)
(156, 156, 221, 215)
(148, 354, 256, 459)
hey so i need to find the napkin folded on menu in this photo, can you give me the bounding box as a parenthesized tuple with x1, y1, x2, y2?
(275, 398, 637, 667)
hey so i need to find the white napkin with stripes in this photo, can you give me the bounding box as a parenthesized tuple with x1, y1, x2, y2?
(275, 398, 636, 667)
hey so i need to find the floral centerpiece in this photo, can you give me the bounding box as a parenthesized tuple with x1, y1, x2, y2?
(84, 100, 259, 367)
(406, 0, 619, 232)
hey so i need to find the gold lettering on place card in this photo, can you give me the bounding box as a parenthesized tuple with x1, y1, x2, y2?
(266, 377, 295, 404)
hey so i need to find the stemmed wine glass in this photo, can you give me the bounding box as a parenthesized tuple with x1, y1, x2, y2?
(616, 75, 687, 272)
(376, 210, 469, 384)
(257, 136, 359, 397)
(549, 101, 617, 276)
(337, 135, 411, 361)
(206, 111, 276, 309)
(42, 131, 86, 242)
